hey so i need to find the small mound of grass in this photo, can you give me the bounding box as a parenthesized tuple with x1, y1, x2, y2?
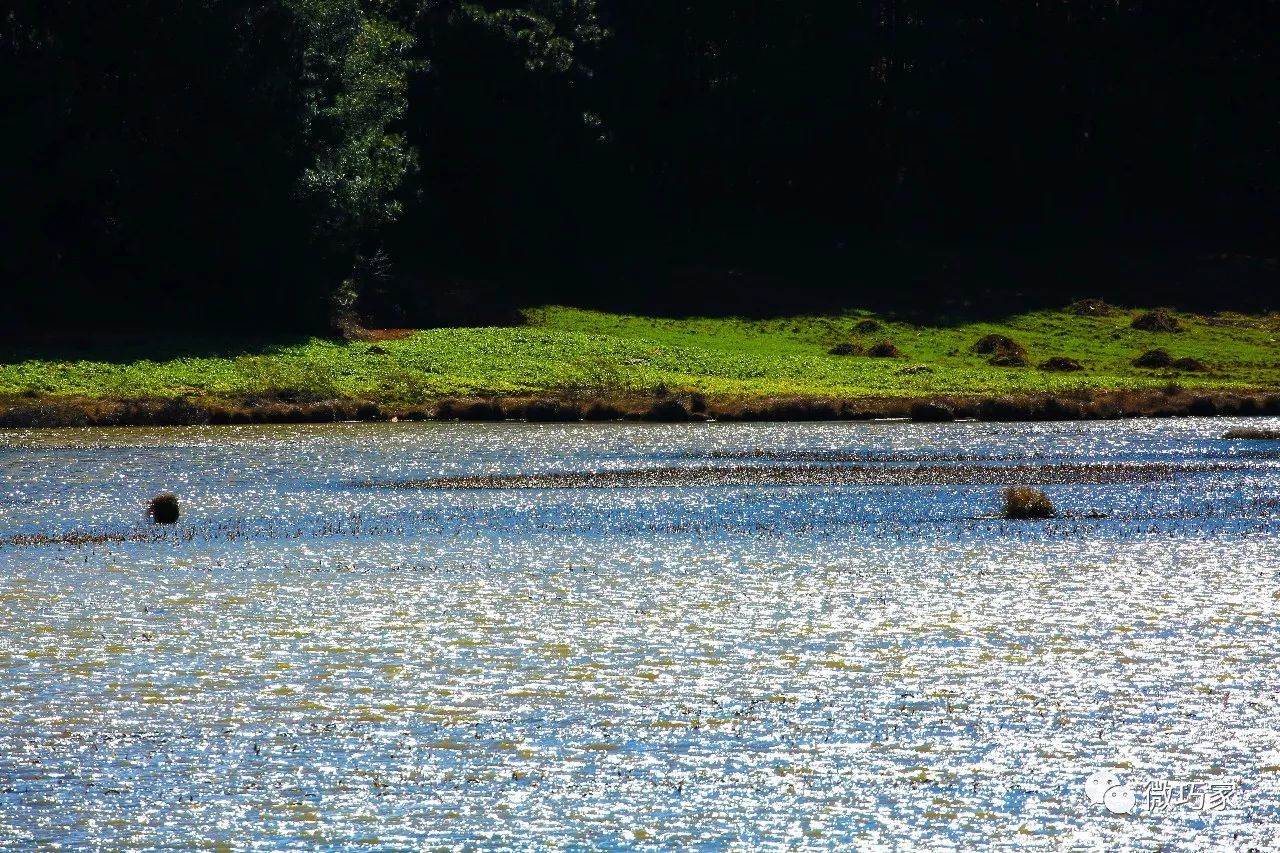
(854, 318, 882, 333)
(1133, 349, 1173, 368)
(1131, 309, 1182, 332)
(828, 342, 862, 356)
(972, 334, 1027, 357)
(1223, 427, 1280, 440)
(1171, 357, 1207, 372)
(868, 340, 903, 358)
(1002, 486, 1056, 520)
(989, 352, 1030, 367)
(1068, 298, 1114, 316)
(148, 492, 180, 524)
(1039, 356, 1084, 372)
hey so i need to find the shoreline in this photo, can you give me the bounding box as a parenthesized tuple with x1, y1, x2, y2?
(3, 388, 1280, 429)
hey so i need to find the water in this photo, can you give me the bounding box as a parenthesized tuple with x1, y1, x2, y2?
(1, 419, 1278, 850)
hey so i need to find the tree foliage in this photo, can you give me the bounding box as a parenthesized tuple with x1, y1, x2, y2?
(3, 1, 1278, 332)
(2, 0, 414, 329)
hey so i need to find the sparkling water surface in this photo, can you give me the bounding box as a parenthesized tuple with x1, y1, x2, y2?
(1, 419, 1278, 850)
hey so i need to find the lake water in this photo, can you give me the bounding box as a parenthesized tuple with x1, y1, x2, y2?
(1, 419, 1278, 850)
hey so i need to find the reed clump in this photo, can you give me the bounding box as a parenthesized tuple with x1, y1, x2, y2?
(1002, 486, 1056, 520)
(148, 492, 180, 524)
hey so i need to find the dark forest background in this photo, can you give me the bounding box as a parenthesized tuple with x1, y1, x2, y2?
(4, 1, 1278, 333)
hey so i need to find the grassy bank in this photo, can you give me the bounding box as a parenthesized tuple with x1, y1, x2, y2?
(3, 304, 1279, 425)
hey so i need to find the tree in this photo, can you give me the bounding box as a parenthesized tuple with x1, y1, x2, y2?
(1, 0, 416, 332)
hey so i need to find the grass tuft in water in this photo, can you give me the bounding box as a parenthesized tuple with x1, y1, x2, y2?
(1001, 486, 1056, 520)
(148, 492, 180, 524)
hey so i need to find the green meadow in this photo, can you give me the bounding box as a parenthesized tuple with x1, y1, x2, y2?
(3, 305, 1279, 403)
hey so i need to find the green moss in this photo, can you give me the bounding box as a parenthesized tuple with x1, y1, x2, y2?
(2, 305, 1278, 403)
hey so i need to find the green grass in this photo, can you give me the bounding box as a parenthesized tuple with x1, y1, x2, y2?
(3, 305, 1279, 403)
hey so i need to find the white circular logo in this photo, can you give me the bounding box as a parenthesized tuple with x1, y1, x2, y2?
(1085, 769, 1134, 814)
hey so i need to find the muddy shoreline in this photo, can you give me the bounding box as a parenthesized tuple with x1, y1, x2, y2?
(2, 388, 1280, 429)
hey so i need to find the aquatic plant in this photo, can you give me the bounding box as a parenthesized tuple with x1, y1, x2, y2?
(148, 492, 180, 524)
(1001, 486, 1055, 519)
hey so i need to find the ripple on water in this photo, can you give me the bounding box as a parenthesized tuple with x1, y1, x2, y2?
(0, 418, 1278, 850)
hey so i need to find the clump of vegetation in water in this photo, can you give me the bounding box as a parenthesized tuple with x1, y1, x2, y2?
(1002, 486, 1055, 519)
(148, 492, 180, 524)
(1223, 427, 1280, 440)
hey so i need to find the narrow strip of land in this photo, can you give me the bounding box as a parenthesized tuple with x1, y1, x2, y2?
(361, 460, 1249, 490)
(3, 305, 1279, 427)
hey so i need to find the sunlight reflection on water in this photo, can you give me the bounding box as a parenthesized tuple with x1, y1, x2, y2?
(0, 419, 1278, 850)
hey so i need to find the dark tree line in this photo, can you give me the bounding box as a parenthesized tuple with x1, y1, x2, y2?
(4, 1, 1278, 333)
